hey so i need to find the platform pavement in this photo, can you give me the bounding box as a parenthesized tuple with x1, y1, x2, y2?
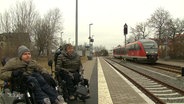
(82, 57, 154, 104)
(98, 57, 154, 104)
(82, 57, 98, 104)
(157, 59, 184, 67)
(82, 57, 96, 82)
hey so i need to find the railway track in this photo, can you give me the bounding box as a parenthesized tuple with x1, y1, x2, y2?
(111, 57, 183, 75)
(105, 58, 184, 104)
(150, 63, 182, 75)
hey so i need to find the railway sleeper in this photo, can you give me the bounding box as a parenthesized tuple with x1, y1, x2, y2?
(146, 86, 167, 90)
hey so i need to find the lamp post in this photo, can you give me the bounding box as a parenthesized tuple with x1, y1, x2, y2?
(89, 23, 93, 44)
(91, 35, 94, 54)
(88, 23, 93, 60)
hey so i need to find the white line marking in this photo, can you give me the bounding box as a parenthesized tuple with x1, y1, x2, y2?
(98, 58, 113, 104)
(104, 60, 155, 104)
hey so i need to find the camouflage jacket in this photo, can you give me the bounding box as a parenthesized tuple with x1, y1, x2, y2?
(0, 57, 49, 81)
(55, 51, 82, 72)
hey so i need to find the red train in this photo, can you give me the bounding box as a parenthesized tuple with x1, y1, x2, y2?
(113, 39, 158, 63)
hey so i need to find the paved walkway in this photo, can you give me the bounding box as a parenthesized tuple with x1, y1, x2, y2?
(99, 57, 154, 104)
(157, 59, 184, 67)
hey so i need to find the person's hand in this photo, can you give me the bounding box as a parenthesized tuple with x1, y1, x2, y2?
(68, 72, 74, 79)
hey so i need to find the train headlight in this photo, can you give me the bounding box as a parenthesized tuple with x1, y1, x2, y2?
(146, 51, 149, 54)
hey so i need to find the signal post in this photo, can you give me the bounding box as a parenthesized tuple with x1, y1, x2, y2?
(124, 23, 128, 47)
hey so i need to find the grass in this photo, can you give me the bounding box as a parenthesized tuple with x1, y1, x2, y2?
(36, 57, 52, 72)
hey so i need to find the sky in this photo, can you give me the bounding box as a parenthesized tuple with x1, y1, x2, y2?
(0, 0, 184, 50)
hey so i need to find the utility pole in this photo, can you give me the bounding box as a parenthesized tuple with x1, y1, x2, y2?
(89, 23, 93, 45)
(88, 23, 93, 60)
(75, 0, 78, 50)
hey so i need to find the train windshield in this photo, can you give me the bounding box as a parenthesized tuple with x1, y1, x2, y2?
(142, 41, 158, 54)
(142, 42, 158, 49)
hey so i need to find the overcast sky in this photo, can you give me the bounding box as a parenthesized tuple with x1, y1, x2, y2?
(0, 0, 184, 50)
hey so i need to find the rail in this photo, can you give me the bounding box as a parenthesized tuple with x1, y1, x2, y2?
(105, 58, 184, 104)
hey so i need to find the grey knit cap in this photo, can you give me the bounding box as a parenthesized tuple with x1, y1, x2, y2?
(18, 45, 30, 58)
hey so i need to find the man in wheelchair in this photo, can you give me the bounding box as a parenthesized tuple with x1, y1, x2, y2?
(55, 44, 89, 101)
(0, 45, 66, 104)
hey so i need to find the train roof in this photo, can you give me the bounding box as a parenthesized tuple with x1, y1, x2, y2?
(138, 39, 156, 43)
(113, 39, 157, 50)
(127, 39, 156, 45)
(113, 45, 123, 49)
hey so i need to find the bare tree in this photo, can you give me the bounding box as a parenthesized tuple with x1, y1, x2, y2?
(148, 8, 172, 46)
(164, 18, 184, 58)
(33, 18, 45, 56)
(130, 22, 151, 41)
(11, 0, 38, 35)
(126, 35, 136, 43)
(44, 8, 63, 56)
(0, 1, 64, 58)
(33, 8, 63, 56)
(130, 27, 140, 41)
(163, 19, 178, 40)
(0, 11, 12, 33)
(0, 0, 38, 38)
(174, 18, 184, 35)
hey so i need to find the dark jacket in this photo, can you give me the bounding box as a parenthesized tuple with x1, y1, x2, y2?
(55, 51, 82, 72)
(0, 57, 49, 81)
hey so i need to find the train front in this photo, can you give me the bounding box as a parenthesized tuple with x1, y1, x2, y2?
(142, 40, 158, 63)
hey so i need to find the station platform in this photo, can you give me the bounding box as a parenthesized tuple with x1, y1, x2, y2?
(157, 59, 184, 67)
(82, 57, 154, 104)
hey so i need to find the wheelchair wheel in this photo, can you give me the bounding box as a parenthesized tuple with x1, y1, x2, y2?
(0, 95, 5, 104)
(58, 81, 69, 102)
(13, 99, 26, 104)
(13, 93, 35, 104)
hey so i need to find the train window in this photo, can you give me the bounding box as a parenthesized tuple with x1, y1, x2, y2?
(122, 47, 126, 54)
(125, 45, 129, 51)
(129, 45, 134, 50)
(118, 48, 121, 54)
(121, 48, 123, 54)
(134, 44, 136, 50)
(132, 44, 135, 50)
(142, 42, 158, 49)
(135, 44, 141, 50)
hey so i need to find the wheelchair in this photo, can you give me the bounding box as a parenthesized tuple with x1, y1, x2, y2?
(48, 60, 90, 102)
(1, 76, 37, 104)
(55, 70, 90, 103)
